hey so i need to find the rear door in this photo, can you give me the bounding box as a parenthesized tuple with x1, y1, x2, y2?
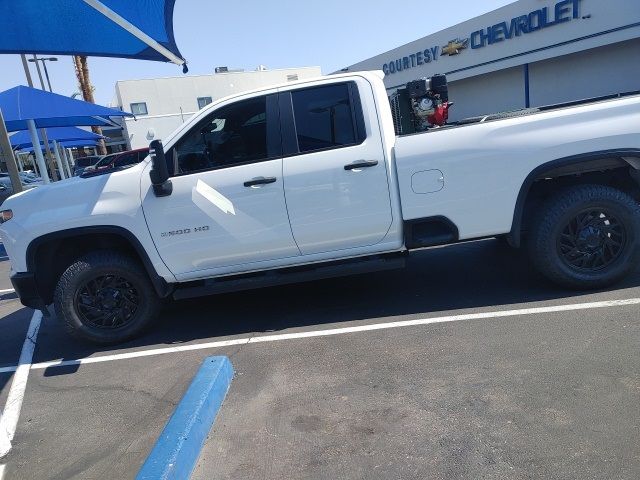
(280, 79, 393, 255)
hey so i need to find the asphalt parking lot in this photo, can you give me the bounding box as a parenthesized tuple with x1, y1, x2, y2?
(1, 239, 639, 479)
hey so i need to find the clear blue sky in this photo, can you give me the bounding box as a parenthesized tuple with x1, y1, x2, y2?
(0, 0, 514, 105)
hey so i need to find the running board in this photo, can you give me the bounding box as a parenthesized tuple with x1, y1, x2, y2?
(173, 254, 406, 300)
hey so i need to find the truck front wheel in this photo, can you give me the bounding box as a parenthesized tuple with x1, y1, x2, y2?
(54, 251, 160, 344)
(528, 184, 640, 289)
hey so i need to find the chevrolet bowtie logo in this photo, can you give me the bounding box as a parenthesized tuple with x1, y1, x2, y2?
(442, 38, 469, 56)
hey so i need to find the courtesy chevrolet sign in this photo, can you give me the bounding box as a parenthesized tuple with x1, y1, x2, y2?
(382, 0, 582, 75)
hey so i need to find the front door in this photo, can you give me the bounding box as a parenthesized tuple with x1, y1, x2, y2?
(281, 80, 393, 255)
(141, 93, 300, 278)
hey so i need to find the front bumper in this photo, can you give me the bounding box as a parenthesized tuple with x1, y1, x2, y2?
(10, 272, 48, 312)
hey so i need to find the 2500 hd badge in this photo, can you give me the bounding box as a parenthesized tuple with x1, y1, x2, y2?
(160, 226, 210, 237)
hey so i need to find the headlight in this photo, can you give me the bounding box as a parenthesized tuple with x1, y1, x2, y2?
(0, 209, 13, 223)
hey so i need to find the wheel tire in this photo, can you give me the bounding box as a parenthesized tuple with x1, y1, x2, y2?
(528, 184, 640, 289)
(54, 251, 160, 344)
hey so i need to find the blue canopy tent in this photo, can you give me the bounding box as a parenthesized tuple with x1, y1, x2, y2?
(9, 126, 104, 150)
(19, 139, 99, 153)
(0, 0, 186, 70)
(0, 85, 131, 183)
(0, 86, 132, 132)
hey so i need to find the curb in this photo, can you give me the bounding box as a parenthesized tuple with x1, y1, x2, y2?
(136, 356, 234, 480)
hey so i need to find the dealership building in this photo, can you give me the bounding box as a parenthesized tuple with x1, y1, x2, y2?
(113, 66, 321, 149)
(345, 0, 640, 122)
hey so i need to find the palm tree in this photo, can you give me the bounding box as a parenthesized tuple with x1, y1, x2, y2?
(73, 56, 107, 155)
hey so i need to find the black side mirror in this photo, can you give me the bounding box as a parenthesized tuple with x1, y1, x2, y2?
(149, 140, 173, 197)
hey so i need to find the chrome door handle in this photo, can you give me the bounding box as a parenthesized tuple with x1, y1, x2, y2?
(344, 160, 378, 171)
(244, 176, 277, 187)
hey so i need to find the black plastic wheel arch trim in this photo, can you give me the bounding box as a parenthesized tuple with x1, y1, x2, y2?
(25, 226, 174, 301)
(509, 149, 640, 248)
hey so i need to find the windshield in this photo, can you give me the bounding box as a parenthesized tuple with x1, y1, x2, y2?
(76, 156, 102, 168)
(94, 154, 118, 168)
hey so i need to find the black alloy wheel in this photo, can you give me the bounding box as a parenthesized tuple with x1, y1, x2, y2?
(557, 208, 626, 272)
(528, 184, 640, 289)
(54, 251, 160, 344)
(74, 274, 141, 329)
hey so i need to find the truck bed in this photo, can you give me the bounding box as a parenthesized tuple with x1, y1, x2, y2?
(393, 91, 640, 241)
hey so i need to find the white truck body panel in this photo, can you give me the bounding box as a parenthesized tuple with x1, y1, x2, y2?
(395, 96, 640, 240)
(0, 164, 176, 281)
(141, 158, 300, 275)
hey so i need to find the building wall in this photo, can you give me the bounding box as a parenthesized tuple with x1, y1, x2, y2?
(115, 67, 322, 148)
(528, 37, 640, 105)
(447, 67, 526, 120)
(443, 37, 640, 121)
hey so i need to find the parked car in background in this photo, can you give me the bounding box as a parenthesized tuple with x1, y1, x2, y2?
(0, 176, 38, 205)
(0, 172, 42, 185)
(85, 148, 149, 174)
(0, 179, 12, 205)
(18, 172, 43, 185)
(73, 155, 103, 176)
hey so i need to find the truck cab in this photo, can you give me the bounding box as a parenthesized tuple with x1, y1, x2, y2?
(141, 72, 403, 282)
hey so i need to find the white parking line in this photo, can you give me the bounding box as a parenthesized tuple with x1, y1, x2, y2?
(0, 463, 6, 480)
(0, 289, 15, 295)
(0, 298, 638, 376)
(0, 311, 42, 459)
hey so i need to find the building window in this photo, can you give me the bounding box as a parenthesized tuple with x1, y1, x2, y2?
(130, 102, 148, 115)
(197, 96, 213, 109)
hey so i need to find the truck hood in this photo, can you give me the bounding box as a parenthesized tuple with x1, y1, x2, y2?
(1, 164, 144, 229)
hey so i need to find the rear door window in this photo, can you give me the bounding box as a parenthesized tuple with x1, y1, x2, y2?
(290, 83, 365, 154)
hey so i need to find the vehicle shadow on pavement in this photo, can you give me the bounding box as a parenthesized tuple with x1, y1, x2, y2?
(24, 238, 640, 374)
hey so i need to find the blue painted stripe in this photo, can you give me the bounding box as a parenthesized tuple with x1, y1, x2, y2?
(137, 356, 234, 480)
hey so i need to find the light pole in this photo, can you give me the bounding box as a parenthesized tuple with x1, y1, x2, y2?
(27, 56, 58, 92)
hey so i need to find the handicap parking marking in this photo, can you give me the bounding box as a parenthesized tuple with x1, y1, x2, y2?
(1, 297, 639, 376)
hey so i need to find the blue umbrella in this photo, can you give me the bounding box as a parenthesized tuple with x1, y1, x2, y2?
(19, 139, 99, 153)
(0, 85, 132, 132)
(10, 126, 104, 150)
(0, 0, 186, 70)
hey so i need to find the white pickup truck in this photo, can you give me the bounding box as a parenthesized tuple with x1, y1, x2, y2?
(2, 71, 640, 344)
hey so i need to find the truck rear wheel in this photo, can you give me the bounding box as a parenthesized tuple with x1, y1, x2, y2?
(528, 184, 640, 289)
(54, 251, 160, 344)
